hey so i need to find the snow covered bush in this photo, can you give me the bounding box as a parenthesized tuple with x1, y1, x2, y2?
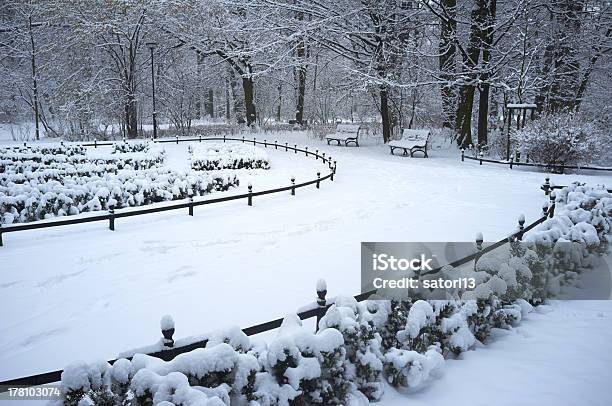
(190, 143, 270, 171)
(514, 112, 602, 169)
(0, 169, 239, 224)
(318, 297, 386, 401)
(112, 140, 152, 154)
(383, 347, 444, 389)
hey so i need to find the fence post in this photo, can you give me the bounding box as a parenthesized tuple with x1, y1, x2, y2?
(275, 140, 278, 150)
(542, 202, 549, 216)
(223, 134, 225, 143)
(517, 214, 525, 240)
(548, 192, 556, 217)
(94, 138, 97, 149)
(474, 232, 483, 268)
(461, 148, 465, 162)
(199, 135, 202, 142)
(188, 195, 194, 216)
(174, 135, 178, 144)
(322, 152, 326, 163)
(109, 209, 115, 231)
(294, 144, 297, 154)
(315, 279, 327, 332)
(264, 139, 267, 147)
(161, 315, 175, 348)
(0, 223, 3, 247)
(242, 136, 245, 144)
(315, 149, 319, 160)
(247, 183, 253, 206)
(253, 137, 256, 146)
(291, 177, 296, 196)
(542, 177, 551, 195)
(285, 142, 288, 151)
(479, 151, 483, 165)
(509, 155, 514, 169)
(305, 146, 308, 156)
(316, 172, 321, 189)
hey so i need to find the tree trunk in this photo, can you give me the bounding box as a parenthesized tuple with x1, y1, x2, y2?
(438, 0, 457, 129)
(456, 85, 476, 147)
(242, 76, 256, 126)
(28, 15, 40, 140)
(277, 83, 282, 122)
(454, 0, 487, 147)
(125, 92, 138, 138)
(225, 77, 231, 121)
(380, 85, 391, 143)
(229, 68, 245, 124)
(206, 89, 214, 117)
(477, 0, 496, 145)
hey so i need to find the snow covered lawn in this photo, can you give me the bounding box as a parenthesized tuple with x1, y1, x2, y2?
(0, 132, 610, 403)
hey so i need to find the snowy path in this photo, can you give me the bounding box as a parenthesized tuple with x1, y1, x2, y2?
(1, 133, 610, 381)
(383, 300, 612, 406)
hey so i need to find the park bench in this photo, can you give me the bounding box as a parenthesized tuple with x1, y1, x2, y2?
(389, 129, 430, 158)
(325, 124, 361, 147)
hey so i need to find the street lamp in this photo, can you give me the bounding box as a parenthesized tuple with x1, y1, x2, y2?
(147, 41, 158, 139)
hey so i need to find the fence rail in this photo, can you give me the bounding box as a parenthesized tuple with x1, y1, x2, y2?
(461, 150, 612, 173)
(0, 178, 564, 391)
(0, 137, 336, 246)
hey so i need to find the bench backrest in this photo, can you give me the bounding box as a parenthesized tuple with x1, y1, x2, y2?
(336, 124, 361, 135)
(402, 129, 430, 142)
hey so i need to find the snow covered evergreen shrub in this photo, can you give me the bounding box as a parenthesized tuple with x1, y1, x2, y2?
(112, 140, 152, 154)
(514, 112, 602, 168)
(0, 169, 239, 224)
(318, 297, 385, 401)
(383, 347, 444, 389)
(190, 143, 270, 171)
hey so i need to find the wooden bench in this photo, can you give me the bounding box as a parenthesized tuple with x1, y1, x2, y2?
(325, 124, 361, 147)
(389, 129, 430, 158)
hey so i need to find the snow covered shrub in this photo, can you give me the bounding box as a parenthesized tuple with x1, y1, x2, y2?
(0, 169, 239, 224)
(383, 347, 444, 389)
(514, 112, 602, 169)
(190, 143, 270, 171)
(112, 140, 152, 154)
(253, 327, 349, 405)
(378, 299, 412, 350)
(318, 297, 385, 401)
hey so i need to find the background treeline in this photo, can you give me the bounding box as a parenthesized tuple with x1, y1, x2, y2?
(0, 0, 610, 146)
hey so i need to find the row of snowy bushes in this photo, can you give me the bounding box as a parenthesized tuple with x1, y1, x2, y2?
(52, 183, 612, 405)
(1, 142, 166, 173)
(452, 183, 611, 306)
(0, 169, 239, 224)
(189, 143, 270, 171)
(57, 296, 529, 406)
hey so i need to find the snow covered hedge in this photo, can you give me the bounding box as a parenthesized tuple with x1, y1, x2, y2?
(54, 297, 527, 406)
(189, 143, 270, 171)
(1, 141, 166, 172)
(52, 183, 611, 405)
(0, 142, 240, 224)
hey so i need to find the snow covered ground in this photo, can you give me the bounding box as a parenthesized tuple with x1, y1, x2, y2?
(1, 132, 611, 404)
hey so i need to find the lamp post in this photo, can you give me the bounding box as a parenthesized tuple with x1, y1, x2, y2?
(147, 41, 158, 139)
